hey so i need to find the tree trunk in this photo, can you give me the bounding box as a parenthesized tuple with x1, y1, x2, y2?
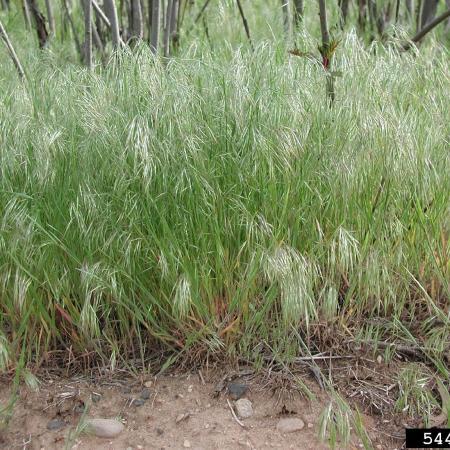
(339, 0, 349, 26)
(104, 0, 121, 47)
(406, 0, 413, 18)
(83, 0, 92, 68)
(358, 0, 367, 30)
(317, 0, 335, 104)
(62, 0, 82, 57)
(169, 0, 179, 47)
(0, 18, 25, 79)
(420, 0, 438, 28)
(163, 0, 173, 56)
(150, 0, 160, 53)
(280, 0, 290, 37)
(130, 0, 144, 40)
(236, 0, 253, 49)
(28, 0, 50, 48)
(318, 0, 330, 46)
(293, 0, 304, 27)
(45, 0, 55, 34)
(22, 0, 32, 29)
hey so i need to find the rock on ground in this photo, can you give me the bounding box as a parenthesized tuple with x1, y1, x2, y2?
(86, 418, 125, 438)
(227, 382, 248, 400)
(276, 417, 305, 433)
(46, 418, 66, 430)
(235, 398, 253, 419)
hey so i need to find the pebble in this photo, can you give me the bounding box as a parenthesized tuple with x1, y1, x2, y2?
(140, 388, 151, 400)
(183, 439, 191, 448)
(133, 398, 146, 407)
(187, 385, 193, 393)
(227, 383, 248, 400)
(47, 418, 66, 430)
(307, 422, 313, 429)
(377, 355, 383, 364)
(276, 417, 305, 433)
(176, 413, 190, 423)
(235, 398, 253, 419)
(86, 418, 125, 438)
(144, 381, 153, 388)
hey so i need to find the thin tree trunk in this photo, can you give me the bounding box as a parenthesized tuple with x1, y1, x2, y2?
(416, 0, 422, 30)
(92, 21, 104, 52)
(185, 0, 211, 37)
(395, 0, 401, 23)
(130, 0, 144, 40)
(406, 0, 413, 18)
(339, 0, 349, 27)
(44, 0, 55, 34)
(0, 18, 26, 79)
(28, 0, 50, 48)
(293, 0, 304, 26)
(150, 0, 160, 53)
(358, 0, 367, 31)
(169, 0, 178, 40)
(22, 0, 32, 29)
(62, 0, 82, 56)
(318, 0, 330, 46)
(163, 0, 173, 56)
(104, 0, 121, 48)
(420, 0, 438, 28)
(236, 0, 253, 49)
(83, 0, 93, 68)
(317, 0, 334, 104)
(280, 0, 290, 37)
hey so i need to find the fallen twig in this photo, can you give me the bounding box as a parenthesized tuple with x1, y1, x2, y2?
(226, 399, 246, 428)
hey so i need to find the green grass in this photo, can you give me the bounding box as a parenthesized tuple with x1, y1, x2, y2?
(0, 2, 449, 436)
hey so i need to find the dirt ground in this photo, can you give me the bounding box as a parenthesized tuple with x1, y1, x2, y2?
(0, 369, 402, 450)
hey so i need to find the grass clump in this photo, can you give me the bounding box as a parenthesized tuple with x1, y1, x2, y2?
(0, 32, 449, 378)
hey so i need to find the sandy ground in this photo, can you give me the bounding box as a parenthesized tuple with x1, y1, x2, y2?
(0, 370, 400, 450)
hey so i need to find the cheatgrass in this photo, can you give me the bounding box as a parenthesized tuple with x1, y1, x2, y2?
(0, 13, 449, 385)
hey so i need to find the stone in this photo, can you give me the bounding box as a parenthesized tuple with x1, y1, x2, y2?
(227, 383, 248, 400)
(86, 418, 125, 438)
(47, 418, 66, 430)
(183, 439, 191, 448)
(132, 398, 146, 407)
(140, 388, 151, 400)
(276, 417, 305, 433)
(176, 412, 190, 423)
(144, 381, 153, 388)
(235, 399, 253, 419)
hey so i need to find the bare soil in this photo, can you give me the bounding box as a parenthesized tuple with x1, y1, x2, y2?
(0, 370, 401, 450)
